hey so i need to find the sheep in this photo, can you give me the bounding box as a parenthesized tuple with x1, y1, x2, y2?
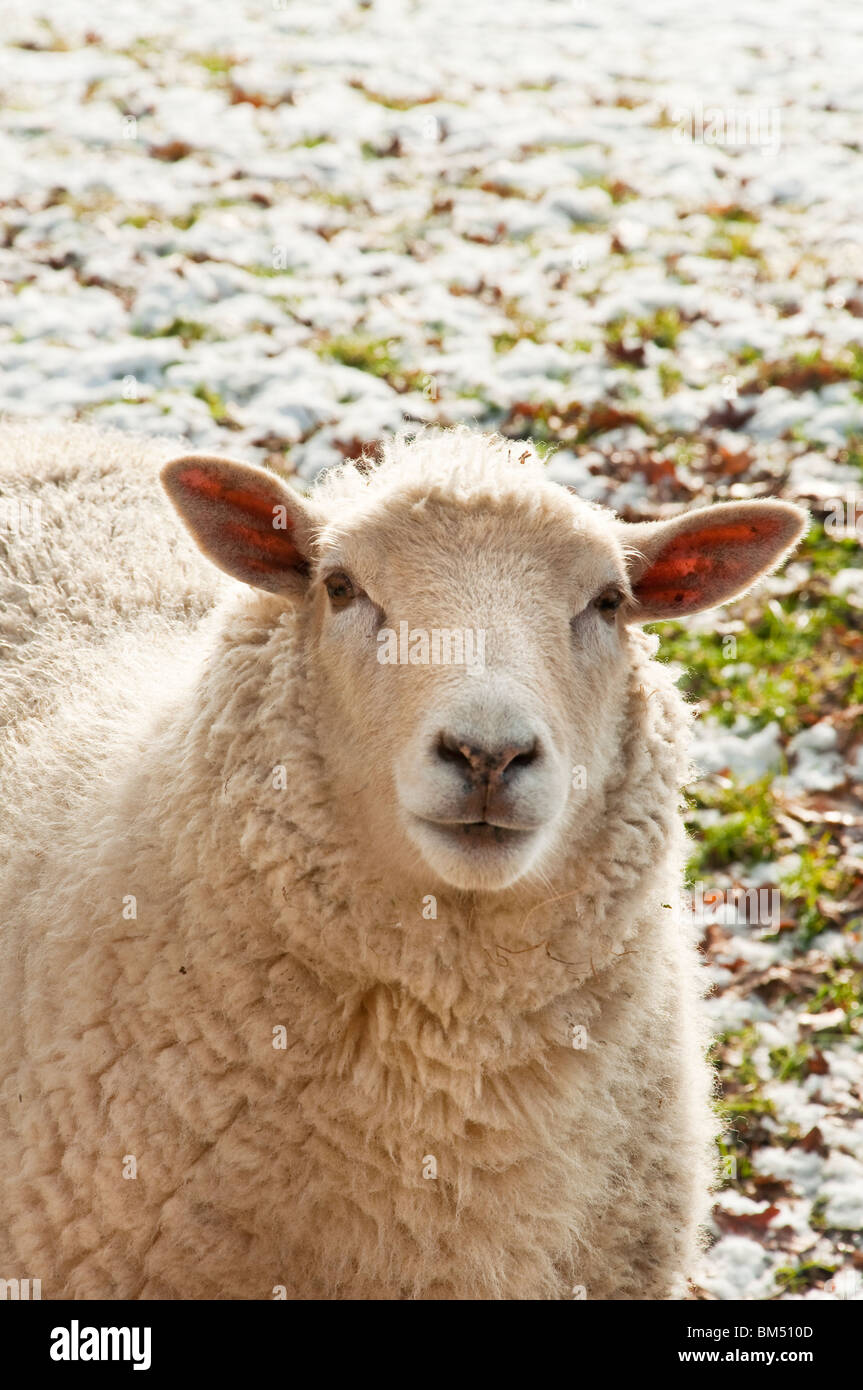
(0, 419, 806, 1300)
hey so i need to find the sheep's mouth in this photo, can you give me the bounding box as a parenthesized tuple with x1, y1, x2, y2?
(415, 817, 535, 848)
(406, 814, 547, 889)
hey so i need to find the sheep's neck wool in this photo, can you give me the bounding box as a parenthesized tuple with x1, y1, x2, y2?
(76, 611, 704, 1299)
(2, 602, 711, 1298)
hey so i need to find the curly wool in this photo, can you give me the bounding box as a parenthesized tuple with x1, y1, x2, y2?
(0, 421, 717, 1300)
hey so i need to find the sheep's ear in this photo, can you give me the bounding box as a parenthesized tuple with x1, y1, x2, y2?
(161, 455, 320, 596)
(619, 500, 808, 623)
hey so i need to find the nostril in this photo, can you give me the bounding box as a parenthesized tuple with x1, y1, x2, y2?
(436, 732, 474, 767)
(435, 732, 540, 781)
(505, 741, 539, 774)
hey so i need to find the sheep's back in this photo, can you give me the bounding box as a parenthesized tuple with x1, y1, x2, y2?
(0, 419, 223, 738)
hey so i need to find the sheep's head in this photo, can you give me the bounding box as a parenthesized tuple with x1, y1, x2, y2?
(162, 435, 806, 894)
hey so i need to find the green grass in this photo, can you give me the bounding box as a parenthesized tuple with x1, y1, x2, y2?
(652, 525, 863, 738)
(712, 1026, 777, 1145)
(315, 334, 432, 396)
(806, 964, 863, 1026)
(349, 82, 440, 111)
(718, 1089, 776, 1124)
(193, 384, 240, 427)
(492, 304, 547, 355)
(774, 1260, 837, 1293)
(806, 520, 863, 574)
(714, 206, 759, 224)
(607, 306, 686, 351)
(715, 1132, 754, 1185)
(658, 362, 684, 396)
(706, 228, 762, 260)
(687, 789, 854, 941)
(735, 345, 764, 366)
(779, 841, 853, 945)
(137, 319, 212, 343)
(579, 173, 635, 204)
(686, 778, 778, 873)
(712, 1026, 761, 1085)
(768, 1043, 813, 1082)
(192, 53, 234, 76)
(318, 335, 401, 376)
(121, 209, 200, 230)
(740, 344, 863, 394)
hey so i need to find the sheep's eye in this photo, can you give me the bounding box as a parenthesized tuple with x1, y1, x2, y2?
(594, 586, 625, 618)
(324, 571, 357, 609)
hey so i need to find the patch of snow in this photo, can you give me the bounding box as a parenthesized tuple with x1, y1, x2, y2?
(775, 720, 847, 794)
(699, 1235, 780, 1301)
(691, 718, 783, 782)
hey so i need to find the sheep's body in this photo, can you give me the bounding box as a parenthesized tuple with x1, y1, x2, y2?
(0, 421, 716, 1299)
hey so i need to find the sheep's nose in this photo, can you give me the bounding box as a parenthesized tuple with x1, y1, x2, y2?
(435, 732, 539, 786)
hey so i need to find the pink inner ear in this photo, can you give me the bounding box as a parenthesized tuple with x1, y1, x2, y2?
(636, 519, 781, 608)
(174, 465, 308, 575)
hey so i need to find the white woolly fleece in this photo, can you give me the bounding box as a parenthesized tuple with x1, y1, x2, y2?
(0, 421, 717, 1299)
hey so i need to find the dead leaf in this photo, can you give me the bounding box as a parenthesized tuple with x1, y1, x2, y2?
(749, 1176, 794, 1202)
(807, 1050, 830, 1076)
(149, 139, 194, 162)
(713, 1202, 780, 1233)
(800, 1126, 829, 1156)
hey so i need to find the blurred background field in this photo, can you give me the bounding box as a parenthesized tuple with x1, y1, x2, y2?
(1, 0, 862, 1299)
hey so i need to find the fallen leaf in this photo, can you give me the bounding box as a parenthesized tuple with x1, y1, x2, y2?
(800, 1126, 829, 1156)
(149, 139, 194, 162)
(807, 1050, 831, 1076)
(713, 1202, 780, 1233)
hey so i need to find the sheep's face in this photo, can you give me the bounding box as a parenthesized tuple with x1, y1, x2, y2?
(162, 440, 807, 895)
(309, 490, 633, 891)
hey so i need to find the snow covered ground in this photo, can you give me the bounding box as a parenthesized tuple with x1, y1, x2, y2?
(1, 0, 862, 1300)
